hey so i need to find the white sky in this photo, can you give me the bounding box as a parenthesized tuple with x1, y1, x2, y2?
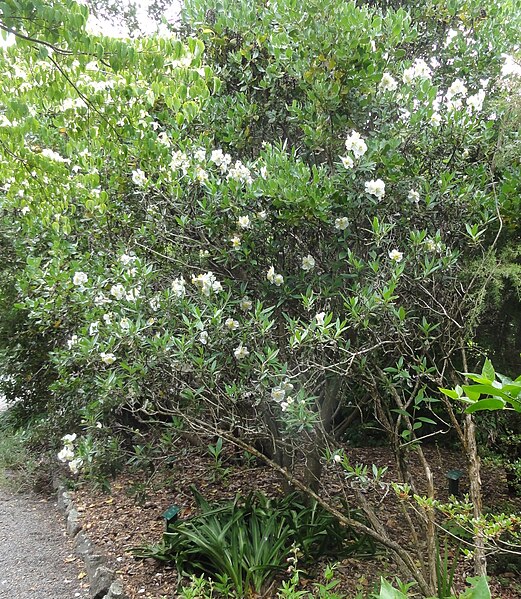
(85, 0, 182, 37)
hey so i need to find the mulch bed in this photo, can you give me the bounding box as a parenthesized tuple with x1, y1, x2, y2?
(72, 440, 521, 598)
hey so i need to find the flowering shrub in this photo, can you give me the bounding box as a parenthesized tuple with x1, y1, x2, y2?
(0, 0, 520, 592)
(0, 0, 519, 471)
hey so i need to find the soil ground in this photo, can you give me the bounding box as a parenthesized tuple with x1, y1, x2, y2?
(71, 441, 521, 599)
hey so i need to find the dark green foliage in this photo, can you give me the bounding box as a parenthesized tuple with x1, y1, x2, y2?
(133, 489, 373, 596)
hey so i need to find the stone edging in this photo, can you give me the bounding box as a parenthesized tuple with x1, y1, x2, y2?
(54, 479, 127, 599)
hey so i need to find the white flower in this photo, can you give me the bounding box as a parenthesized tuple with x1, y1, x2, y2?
(408, 189, 420, 203)
(89, 321, 99, 336)
(103, 313, 112, 325)
(67, 335, 78, 349)
(447, 78, 468, 100)
(234, 344, 249, 359)
(225, 318, 240, 331)
(90, 293, 105, 307)
(340, 155, 354, 169)
(41, 148, 70, 163)
(195, 166, 208, 183)
(157, 132, 171, 146)
(403, 58, 432, 83)
(21, 206, 30, 215)
(424, 238, 441, 253)
(335, 217, 349, 231)
(345, 131, 368, 158)
(466, 90, 486, 113)
(333, 454, 342, 464)
(171, 276, 186, 298)
(228, 161, 253, 185)
(240, 297, 253, 311)
(430, 112, 442, 126)
(199, 330, 208, 345)
(120, 317, 130, 331)
(170, 150, 190, 173)
(58, 447, 75, 462)
(444, 28, 458, 47)
(120, 254, 137, 266)
(280, 401, 289, 412)
(260, 166, 268, 179)
(192, 271, 222, 296)
(132, 169, 147, 186)
(110, 284, 126, 300)
(447, 98, 463, 112)
(149, 296, 160, 311)
(237, 215, 251, 229)
(100, 352, 116, 365)
(194, 148, 206, 162)
(267, 266, 276, 283)
(379, 72, 398, 92)
(301, 254, 316, 272)
(273, 274, 284, 287)
(68, 458, 83, 475)
(365, 179, 386, 199)
(125, 287, 140, 302)
(315, 312, 326, 326)
(257, 210, 268, 221)
(230, 235, 241, 249)
(271, 387, 286, 402)
(62, 433, 77, 445)
(73, 271, 88, 286)
(389, 249, 404, 263)
(210, 149, 229, 168)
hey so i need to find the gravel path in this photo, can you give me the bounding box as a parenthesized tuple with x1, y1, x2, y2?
(0, 490, 89, 599)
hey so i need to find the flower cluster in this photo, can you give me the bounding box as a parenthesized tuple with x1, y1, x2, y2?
(192, 271, 223, 296)
(100, 351, 116, 364)
(270, 380, 295, 412)
(57, 434, 82, 474)
(227, 160, 253, 185)
(379, 72, 398, 92)
(365, 179, 386, 200)
(267, 266, 284, 286)
(344, 130, 368, 160)
(301, 254, 315, 272)
(403, 58, 432, 83)
(73, 271, 88, 286)
(171, 276, 186, 298)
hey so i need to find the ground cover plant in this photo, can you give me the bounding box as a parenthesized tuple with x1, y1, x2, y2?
(133, 489, 372, 596)
(1, 0, 521, 596)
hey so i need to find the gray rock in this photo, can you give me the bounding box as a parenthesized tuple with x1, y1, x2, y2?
(90, 566, 115, 599)
(104, 580, 127, 599)
(85, 553, 106, 580)
(74, 530, 93, 557)
(66, 508, 82, 537)
(57, 489, 73, 513)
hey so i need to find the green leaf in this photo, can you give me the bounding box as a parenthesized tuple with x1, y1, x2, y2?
(460, 575, 491, 599)
(379, 578, 408, 599)
(481, 359, 495, 383)
(440, 388, 461, 400)
(465, 398, 506, 413)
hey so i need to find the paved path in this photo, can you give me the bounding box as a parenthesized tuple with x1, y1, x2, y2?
(0, 490, 89, 599)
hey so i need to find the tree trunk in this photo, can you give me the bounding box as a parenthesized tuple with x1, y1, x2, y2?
(464, 413, 487, 577)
